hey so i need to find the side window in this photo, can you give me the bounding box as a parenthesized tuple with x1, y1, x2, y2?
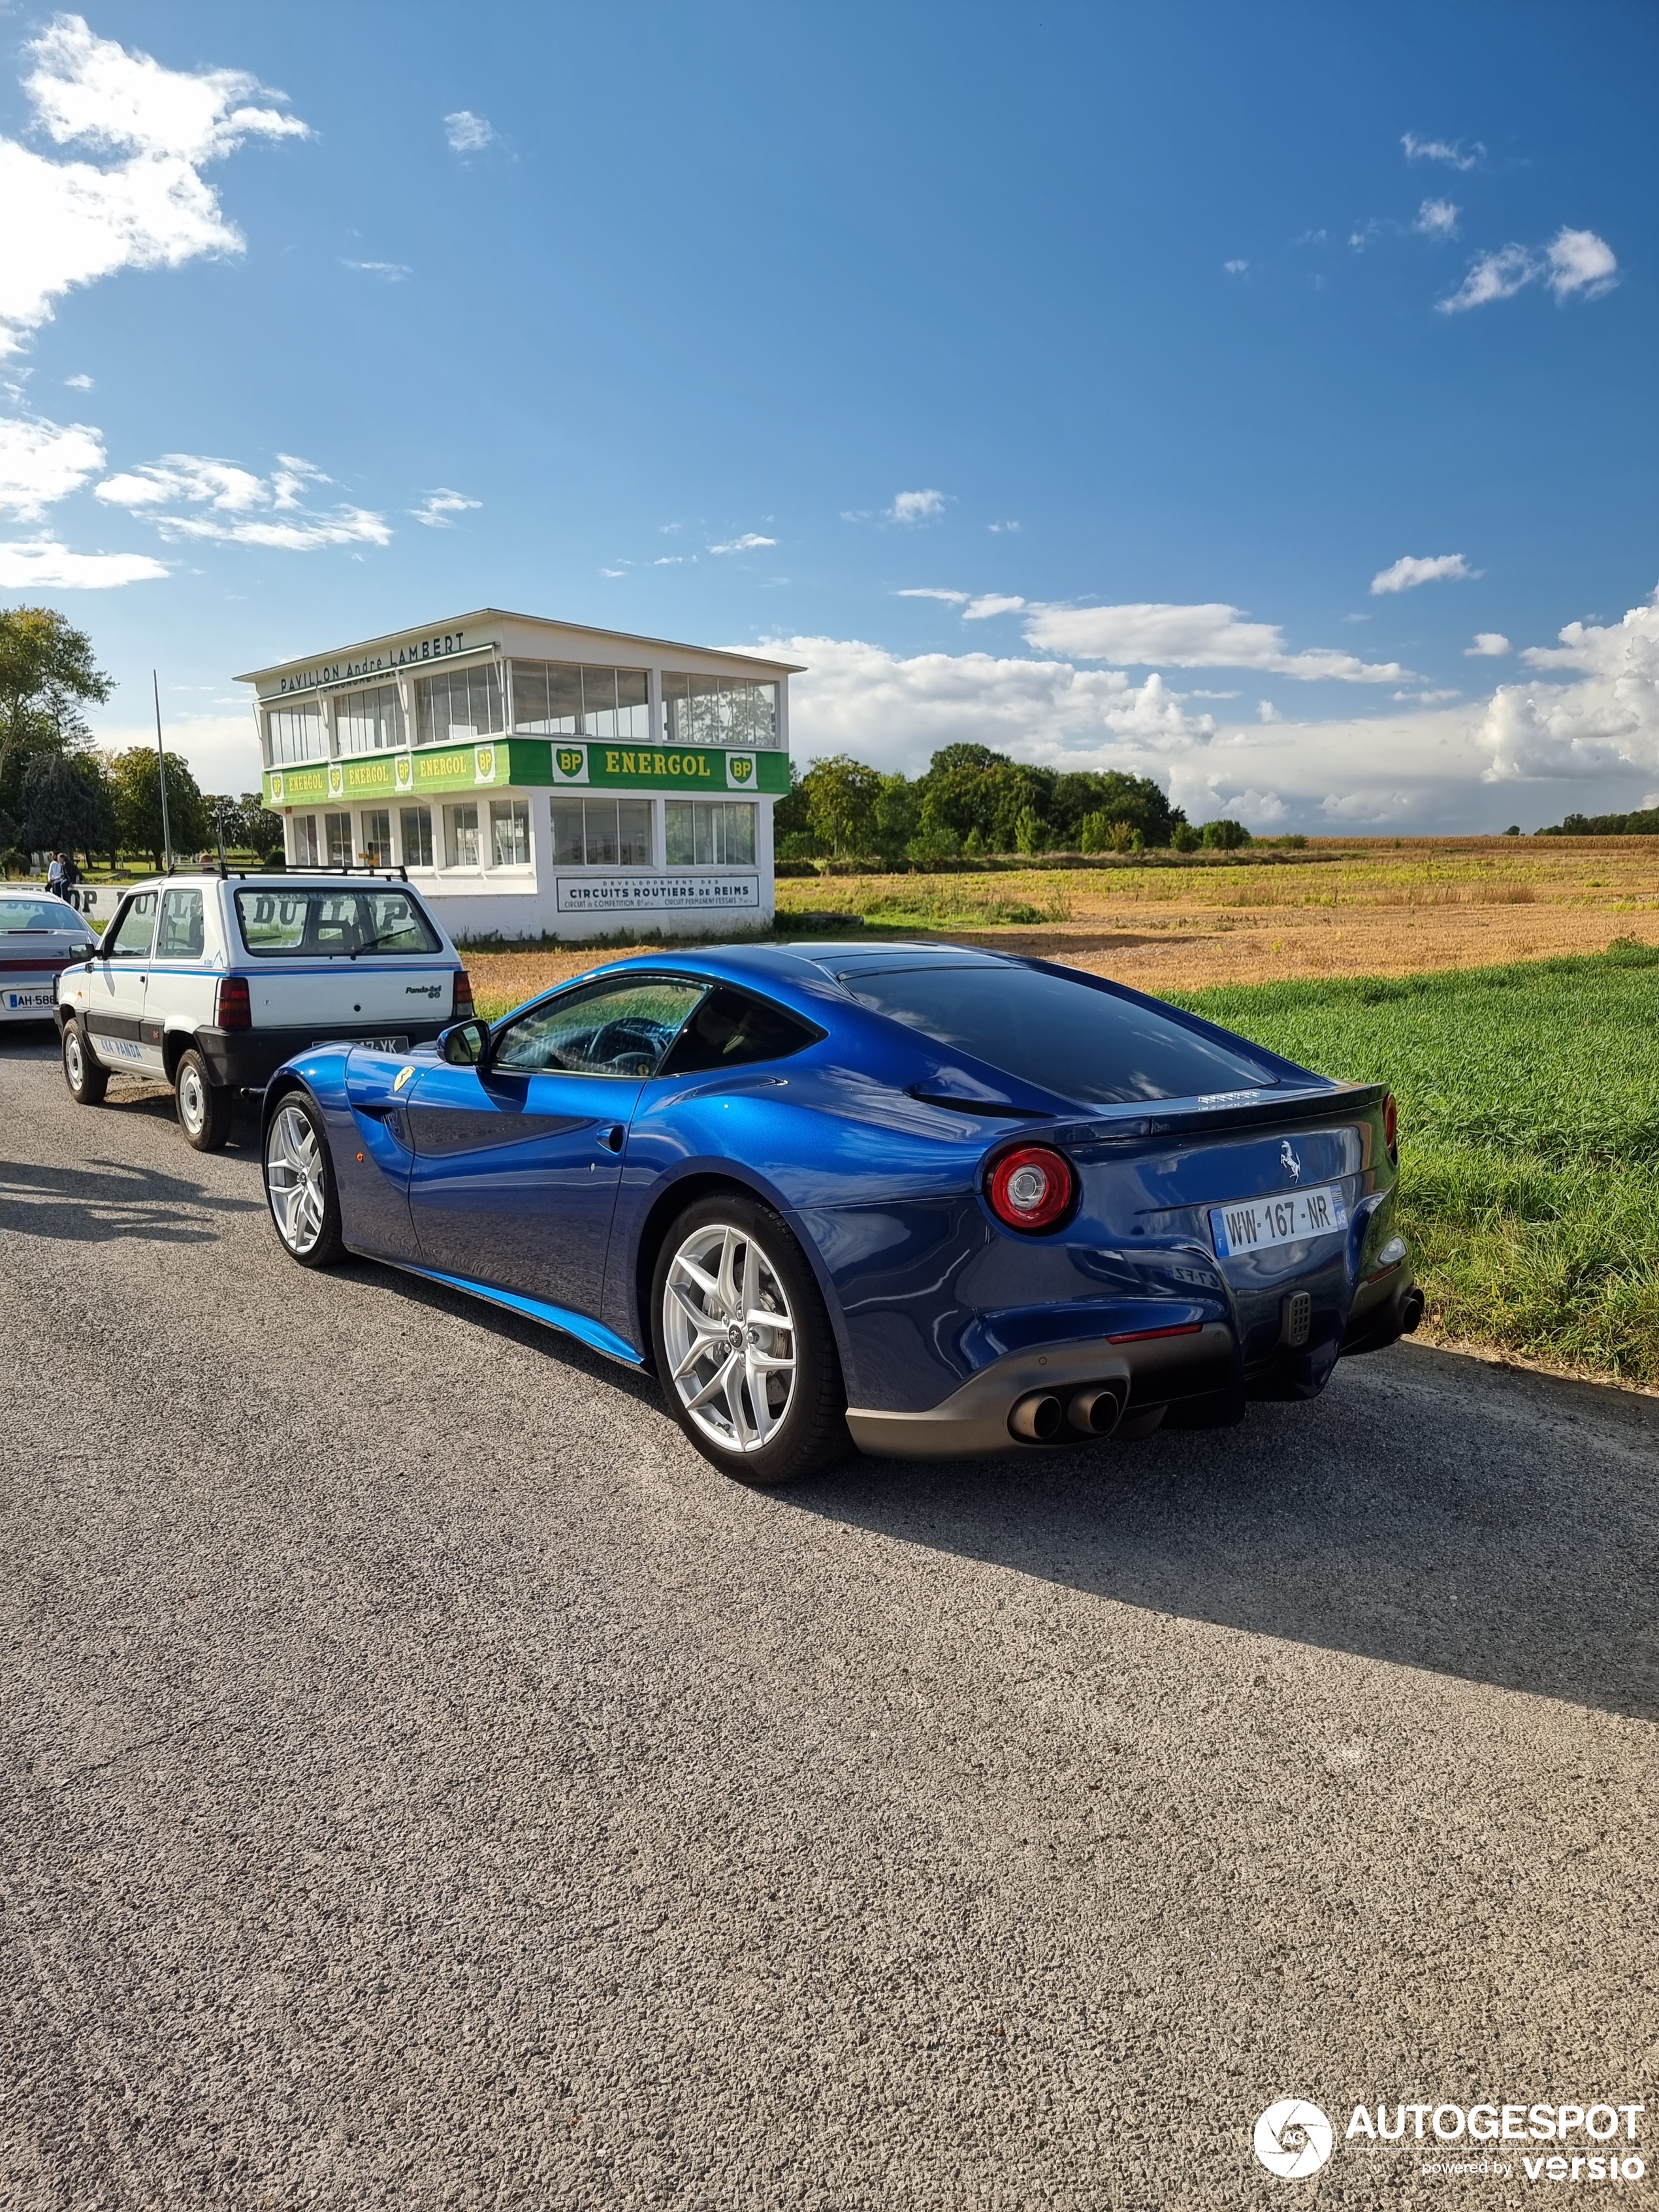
(658, 986, 824, 1076)
(493, 979, 707, 1077)
(156, 888, 205, 959)
(108, 890, 157, 959)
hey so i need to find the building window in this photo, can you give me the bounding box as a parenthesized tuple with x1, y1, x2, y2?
(662, 675, 777, 749)
(665, 800, 756, 866)
(325, 811, 353, 867)
(400, 805, 434, 868)
(415, 662, 504, 745)
(293, 814, 320, 866)
(361, 809, 392, 866)
(550, 797, 653, 867)
(336, 684, 406, 756)
(266, 701, 325, 764)
(444, 801, 481, 868)
(511, 662, 649, 741)
(490, 799, 531, 867)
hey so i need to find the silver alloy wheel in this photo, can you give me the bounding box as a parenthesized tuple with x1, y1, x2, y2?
(178, 1061, 207, 1134)
(64, 1027, 84, 1087)
(266, 1102, 327, 1256)
(662, 1222, 797, 1454)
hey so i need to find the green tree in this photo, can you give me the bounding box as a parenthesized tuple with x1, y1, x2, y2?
(110, 747, 208, 868)
(1014, 805, 1049, 855)
(1200, 817, 1252, 850)
(0, 607, 113, 824)
(22, 750, 107, 860)
(871, 772, 918, 861)
(1170, 820, 1200, 852)
(802, 753, 883, 856)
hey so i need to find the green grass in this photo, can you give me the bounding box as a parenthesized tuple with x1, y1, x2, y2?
(1171, 942, 1659, 1383)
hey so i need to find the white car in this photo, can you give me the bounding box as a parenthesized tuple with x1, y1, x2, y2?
(57, 869, 474, 1151)
(1, 891, 100, 1023)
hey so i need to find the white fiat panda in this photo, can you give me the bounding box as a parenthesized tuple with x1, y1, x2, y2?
(56, 869, 473, 1151)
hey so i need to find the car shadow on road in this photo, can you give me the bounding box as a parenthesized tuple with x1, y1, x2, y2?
(0, 1157, 263, 1243)
(784, 1344, 1659, 1722)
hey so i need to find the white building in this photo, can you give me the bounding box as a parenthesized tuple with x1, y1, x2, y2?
(238, 611, 800, 942)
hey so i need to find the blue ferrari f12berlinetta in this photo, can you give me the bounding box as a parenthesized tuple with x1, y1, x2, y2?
(261, 940, 1419, 1484)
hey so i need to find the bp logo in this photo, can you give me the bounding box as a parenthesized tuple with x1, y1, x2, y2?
(474, 745, 495, 783)
(395, 754, 413, 792)
(728, 754, 754, 784)
(327, 762, 344, 798)
(1254, 2101, 1334, 2180)
(554, 746, 586, 780)
(268, 773, 284, 804)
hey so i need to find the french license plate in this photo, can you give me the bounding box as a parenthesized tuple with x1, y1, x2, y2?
(1210, 1183, 1347, 1258)
(359, 1033, 409, 1052)
(4, 988, 54, 1010)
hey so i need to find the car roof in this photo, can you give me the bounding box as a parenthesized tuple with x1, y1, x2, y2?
(572, 940, 1019, 994)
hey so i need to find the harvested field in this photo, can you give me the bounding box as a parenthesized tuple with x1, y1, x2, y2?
(464, 836, 1659, 1016)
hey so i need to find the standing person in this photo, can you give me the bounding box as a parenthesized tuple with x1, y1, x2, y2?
(45, 851, 64, 898)
(59, 850, 82, 906)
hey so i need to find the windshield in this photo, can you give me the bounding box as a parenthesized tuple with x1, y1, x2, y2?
(1, 898, 94, 936)
(845, 963, 1279, 1107)
(234, 886, 442, 957)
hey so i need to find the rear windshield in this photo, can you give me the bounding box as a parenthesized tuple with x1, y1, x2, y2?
(845, 963, 1278, 1107)
(234, 886, 442, 959)
(1, 899, 94, 936)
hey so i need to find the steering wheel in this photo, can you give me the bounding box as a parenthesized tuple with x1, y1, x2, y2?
(590, 1018, 662, 1071)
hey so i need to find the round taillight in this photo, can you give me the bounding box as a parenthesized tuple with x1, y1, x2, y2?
(1383, 1091, 1399, 1164)
(986, 1144, 1075, 1232)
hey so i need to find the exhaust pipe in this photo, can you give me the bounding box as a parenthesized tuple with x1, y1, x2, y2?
(1400, 1286, 1425, 1336)
(1068, 1384, 1123, 1437)
(1008, 1391, 1064, 1443)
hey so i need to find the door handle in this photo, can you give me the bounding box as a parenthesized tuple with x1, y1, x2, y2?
(600, 1125, 625, 1153)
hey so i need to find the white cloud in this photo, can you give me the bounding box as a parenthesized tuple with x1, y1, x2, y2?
(652, 554, 683, 566)
(889, 489, 946, 524)
(1466, 632, 1509, 657)
(988, 520, 1020, 533)
(1020, 600, 1407, 682)
(1402, 133, 1483, 170)
(444, 110, 493, 154)
(0, 536, 165, 587)
(1479, 588, 1659, 780)
(963, 594, 1027, 620)
(344, 259, 410, 281)
(1438, 228, 1618, 314)
(708, 532, 776, 554)
(95, 450, 388, 549)
(600, 567, 625, 578)
(897, 587, 968, 603)
(0, 413, 105, 517)
(1545, 227, 1619, 301)
(1413, 198, 1459, 240)
(1223, 259, 1249, 274)
(760, 633, 1217, 780)
(64, 372, 93, 389)
(1257, 701, 1280, 723)
(1394, 688, 1462, 704)
(1370, 551, 1477, 594)
(0, 15, 307, 360)
(411, 487, 479, 528)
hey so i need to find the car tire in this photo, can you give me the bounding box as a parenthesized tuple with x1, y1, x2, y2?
(263, 1091, 347, 1268)
(176, 1047, 232, 1152)
(62, 1018, 107, 1106)
(651, 1192, 849, 1486)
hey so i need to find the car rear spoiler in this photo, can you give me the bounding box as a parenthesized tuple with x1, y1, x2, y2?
(1049, 1081, 1388, 1147)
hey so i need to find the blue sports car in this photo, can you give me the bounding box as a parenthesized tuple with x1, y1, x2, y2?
(260, 941, 1421, 1484)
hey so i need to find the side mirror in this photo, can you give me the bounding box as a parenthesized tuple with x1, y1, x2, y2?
(438, 1017, 491, 1066)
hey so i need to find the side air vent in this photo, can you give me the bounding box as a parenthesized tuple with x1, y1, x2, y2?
(1282, 1291, 1312, 1349)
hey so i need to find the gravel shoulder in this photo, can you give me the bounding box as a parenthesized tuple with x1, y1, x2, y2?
(2, 1029, 1655, 2210)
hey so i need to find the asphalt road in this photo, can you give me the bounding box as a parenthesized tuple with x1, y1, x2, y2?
(2, 1027, 1656, 2211)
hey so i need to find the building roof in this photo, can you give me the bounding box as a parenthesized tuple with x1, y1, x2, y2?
(235, 607, 806, 686)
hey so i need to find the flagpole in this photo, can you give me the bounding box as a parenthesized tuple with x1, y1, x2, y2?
(152, 669, 174, 871)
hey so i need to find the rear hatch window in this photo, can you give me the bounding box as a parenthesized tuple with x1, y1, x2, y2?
(235, 886, 442, 957)
(845, 963, 1278, 1108)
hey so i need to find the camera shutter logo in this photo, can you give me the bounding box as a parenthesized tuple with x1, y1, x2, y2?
(1254, 2100, 1334, 2179)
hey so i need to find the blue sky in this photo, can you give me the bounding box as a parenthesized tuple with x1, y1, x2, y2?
(2, 1, 1656, 831)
